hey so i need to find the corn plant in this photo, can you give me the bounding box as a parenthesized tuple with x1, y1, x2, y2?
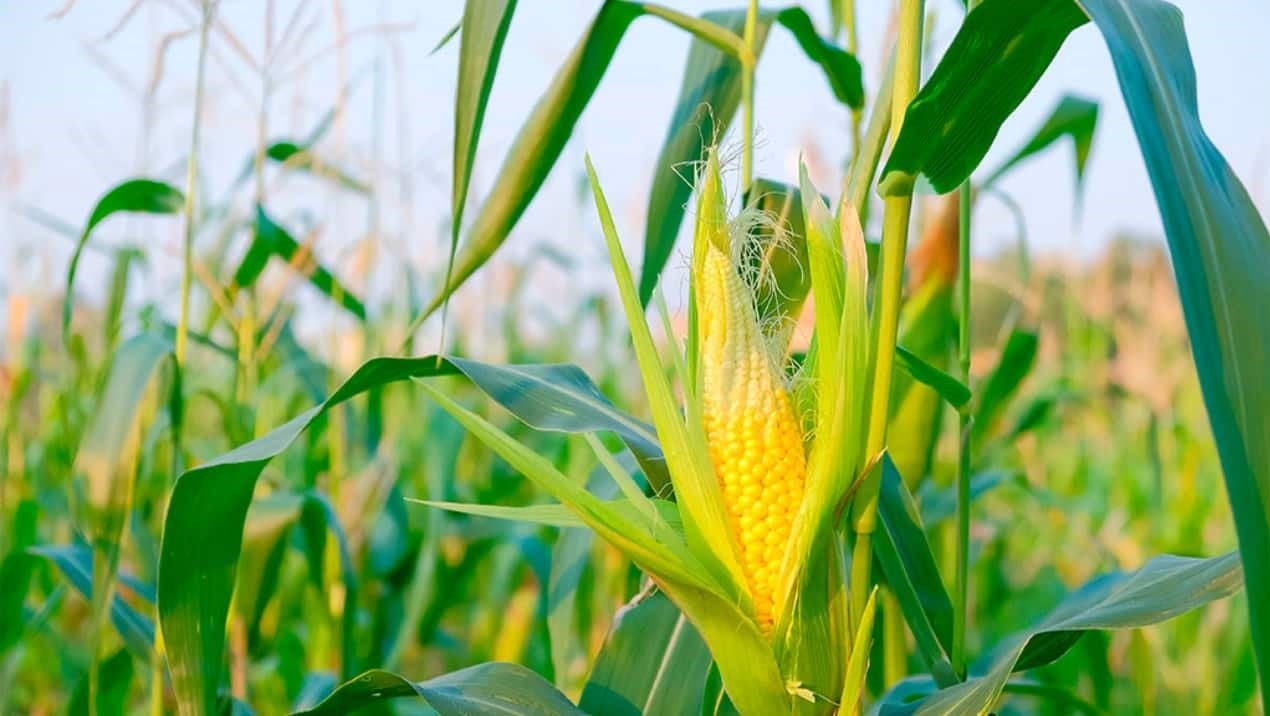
(3, 0, 1268, 714)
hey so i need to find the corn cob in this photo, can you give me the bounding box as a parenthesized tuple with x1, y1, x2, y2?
(697, 234, 808, 634)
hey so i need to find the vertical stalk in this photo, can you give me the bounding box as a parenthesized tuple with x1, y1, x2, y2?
(740, 0, 759, 195)
(951, 0, 979, 679)
(843, 0, 862, 152)
(176, 2, 214, 368)
(952, 182, 972, 675)
(850, 0, 924, 629)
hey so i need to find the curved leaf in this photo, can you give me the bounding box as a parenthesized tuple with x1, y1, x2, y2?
(156, 354, 665, 713)
(1075, 0, 1270, 698)
(64, 179, 184, 337)
(898, 552, 1243, 715)
(878, 0, 1088, 195)
(293, 662, 586, 716)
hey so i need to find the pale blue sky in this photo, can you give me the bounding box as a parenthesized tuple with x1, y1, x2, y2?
(2, 0, 1268, 334)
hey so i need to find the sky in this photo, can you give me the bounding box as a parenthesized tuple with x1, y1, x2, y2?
(1, 0, 1268, 339)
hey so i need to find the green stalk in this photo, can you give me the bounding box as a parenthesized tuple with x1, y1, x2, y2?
(952, 182, 972, 676)
(850, 0, 924, 629)
(845, 54, 895, 224)
(176, 1, 214, 368)
(952, 0, 980, 678)
(740, 0, 759, 194)
(843, 0, 862, 152)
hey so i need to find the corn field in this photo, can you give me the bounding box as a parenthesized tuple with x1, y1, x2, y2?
(1, 0, 1268, 714)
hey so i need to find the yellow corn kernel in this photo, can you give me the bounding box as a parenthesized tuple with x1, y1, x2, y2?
(697, 238, 808, 634)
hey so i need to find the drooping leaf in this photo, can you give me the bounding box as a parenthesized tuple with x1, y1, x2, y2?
(232, 206, 367, 321)
(982, 93, 1099, 191)
(895, 345, 970, 410)
(896, 552, 1243, 715)
(64, 179, 184, 337)
(878, 0, 1089, 195)
(157, 353, 666, 713)
(293, 662, 586, 715)
(1075, 0, 1270, 696)
(580, 591, 712, 716)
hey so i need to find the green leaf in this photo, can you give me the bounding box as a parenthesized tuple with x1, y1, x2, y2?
(982, 93, 1099, 191)
(774, 7, 863, 108)
(420, 2, 861, 322)
(64, 179, 184, 337)
(420, 0, 644, 323)
(878, 0, 1089, 195)
(971, 328, 1037, 446)
(639, 10, 770, 305)
(293, 662, 586, 715)
(446, 358, 669, 494)
(579, 591, 711, 716)
(72, 333, 173, 689)
(1075, 0, 1270, 697)
(0, 500, 40, 654)
(234, 493, 304, 638)
(873, 457, 957, 687)
(905, 552, 1243, 715)
(232, 206, 367, 321)
(157, 354, 664, 713)
(448, 0, 518, 308)
(31, 545, 155, 659)
(261, 141, 370, 194)
(68, 648, 134, 716)
(158, 356, 452, 714)
(414, 497, 682, 532)
(895, 345, 970, 410)
(639, 9, 862, 304)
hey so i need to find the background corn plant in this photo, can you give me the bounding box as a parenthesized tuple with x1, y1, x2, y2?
(0, 0, 1266, 714)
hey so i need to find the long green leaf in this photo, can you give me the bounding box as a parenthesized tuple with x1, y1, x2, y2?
(903, 552, 1243, 715)
(421, 2, 862, 322)
(639, 10, 770, 305)
(0, 501, 39, 654)
(1075, 0, 1270, 698)
(878, 0, 1088, 195)
(579, 592, 712, 716)
(64, 179, 184, 337)
(448, 0, 518, 302)
(873, 458, 958, 688)
(293, 662, 586, 715)
(157, 354, 664, 713)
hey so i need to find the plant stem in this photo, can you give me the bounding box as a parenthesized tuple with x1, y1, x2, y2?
(741, 0, 759, 195)
(176, 2, 214, 368)
(850, 0, 924, 629)
(953, 182, 972, 676)
(845, 53, 895, 224)
(952, 0, 980, 678)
